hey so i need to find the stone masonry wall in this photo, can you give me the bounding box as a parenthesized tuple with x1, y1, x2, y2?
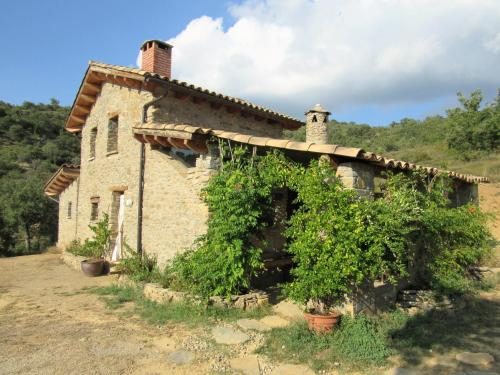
(57, 178, 79, 249)
(76, 83, 153, 247)
(142, 147, 209, 267)
(336, 161, 375, 198)
(149, 92, 284, 139)
(70, 82, 291, 264)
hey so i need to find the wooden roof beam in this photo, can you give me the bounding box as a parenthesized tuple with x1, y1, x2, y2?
(67, 126, 83, 133)
(74, 104, 91, 115)
(144, 135, 158, 145)
(184, 139, 208, 154)
(154, 136, 173, 147)
(83, 81, 101, 93)
(167, 137, 187, 149)
(70, 115, 85, 125)
(80, 93, 96, 103)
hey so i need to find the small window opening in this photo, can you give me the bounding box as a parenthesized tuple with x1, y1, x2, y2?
(312, 115, 318, 122)
(90, 197, 99, 221)
(67, 201, 72, 219)
(89, 128, 97, 159)
(107, 116, 119, 154)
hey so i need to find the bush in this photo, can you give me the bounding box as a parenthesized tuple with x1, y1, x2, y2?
(66, 214, 112, 259)
(284, 162, 411, 311)
(163, 146, 296, 298)
(117, 244, 160, 283)
(162, 145, 492, 304)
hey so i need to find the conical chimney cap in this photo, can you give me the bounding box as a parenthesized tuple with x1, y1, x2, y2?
(305, 103, 331, 115)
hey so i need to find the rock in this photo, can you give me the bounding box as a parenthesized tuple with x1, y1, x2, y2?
(211, 326, 250, 345)
(260, 315, 290, 328)
(234, 297, 246, 310)
(454, 371, 500, 375)
(143, 283, 172, 304)
(237, 318, 271, 332)
(167, 350, 195, 364)
(230, 355, 261, 375)
(270, 364, 315, 375)
(455, 352, 495, 367)
(272, 300, 304, 320)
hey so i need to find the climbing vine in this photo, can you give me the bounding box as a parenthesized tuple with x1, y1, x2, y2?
(164, 145, 298, 298)
(163, 143, 492, 303)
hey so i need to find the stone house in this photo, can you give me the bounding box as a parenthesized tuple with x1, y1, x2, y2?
(44, 40, 487, 272)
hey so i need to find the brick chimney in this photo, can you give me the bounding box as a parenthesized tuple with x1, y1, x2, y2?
(305, 104, 330, 144)
(140, 40, 173, 78)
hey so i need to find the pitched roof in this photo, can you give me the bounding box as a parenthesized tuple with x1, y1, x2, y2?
(65, 61, 303, 132)
(44, 164, 80, 196)
(133, 122, 489, 183)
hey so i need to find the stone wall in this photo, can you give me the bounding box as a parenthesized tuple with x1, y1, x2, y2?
(149, 92, 284, 139)
(76, 83, 153, 247)
(141, 147, 209, 266)
(57, 178, 79, 249)
(336, 161, 375, 198)
(142, 282, 269, 310)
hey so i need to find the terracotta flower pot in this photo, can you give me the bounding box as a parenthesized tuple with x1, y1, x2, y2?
(81, 259, 105, 277)
(304, 310, 342, 333)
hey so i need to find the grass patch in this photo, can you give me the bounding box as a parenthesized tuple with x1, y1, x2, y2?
(87, 284, 271, 328)
(258, 311, 408, 372)
(260, 290, 500, 373)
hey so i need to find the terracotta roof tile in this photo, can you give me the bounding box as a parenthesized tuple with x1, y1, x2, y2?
(132, 123, 488, 183)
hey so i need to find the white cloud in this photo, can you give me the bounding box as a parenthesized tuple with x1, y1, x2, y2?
(143, 0, 500, 119)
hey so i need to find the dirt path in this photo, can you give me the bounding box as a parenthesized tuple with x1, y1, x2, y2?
(0, 253, 217, 375)
(0, 184, 498, 375)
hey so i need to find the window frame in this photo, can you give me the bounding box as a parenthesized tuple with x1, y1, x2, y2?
(106, 115, 119, 155)
(90, 197, 100, 221)
(89, 127, 97, 160)
(67, 201, 72, 219)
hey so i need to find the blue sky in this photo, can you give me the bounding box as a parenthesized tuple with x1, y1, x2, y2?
(1, 0, 499, 126)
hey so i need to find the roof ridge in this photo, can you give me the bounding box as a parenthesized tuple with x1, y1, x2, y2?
(87, 61, 302, 125)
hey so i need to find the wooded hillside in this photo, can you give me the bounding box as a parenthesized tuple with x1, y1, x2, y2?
(0, 100, 79, 256)
(0, 90, 497, 256)
(285, 90, 500, 181)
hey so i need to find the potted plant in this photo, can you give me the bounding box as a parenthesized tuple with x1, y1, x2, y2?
(80, 214, 112, 277)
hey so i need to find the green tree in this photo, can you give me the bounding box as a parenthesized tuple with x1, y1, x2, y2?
(447, 90, 499, 157)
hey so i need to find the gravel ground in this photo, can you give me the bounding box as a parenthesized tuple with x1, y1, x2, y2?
(0, 253, 219, 375)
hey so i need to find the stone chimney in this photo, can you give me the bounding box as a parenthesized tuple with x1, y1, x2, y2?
(305, 104, 330, 144)
(140, 40, 173, 78)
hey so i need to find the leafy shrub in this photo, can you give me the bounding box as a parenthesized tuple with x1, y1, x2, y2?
(163, 146, 297, 298)
(65, 214, 112, 259)
(117, 244, 160, 283)
(284, 162, 412, 311)
(163, 144, 492, 304)
(386, 172, 493, 296)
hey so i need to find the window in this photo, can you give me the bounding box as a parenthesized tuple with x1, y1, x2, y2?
(107, 116, 119, 154)
(89, 128, 97, 159)
(67, 201, 72, 219)
(90, 197, 99, 221)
